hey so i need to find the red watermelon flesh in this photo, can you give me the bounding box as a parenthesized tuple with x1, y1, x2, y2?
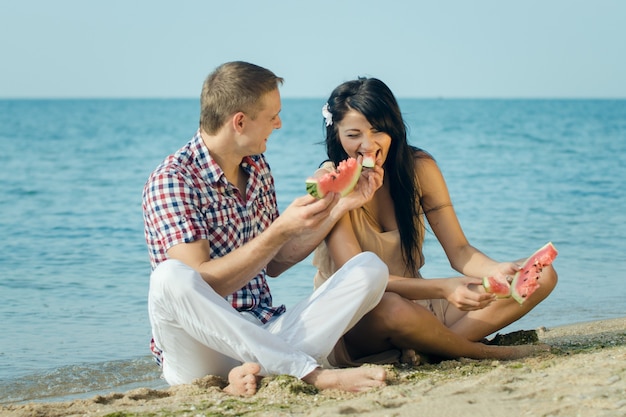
(305, 158, 363, 199)
(511, 242, 558, 304)
(482, 276, 511, 298)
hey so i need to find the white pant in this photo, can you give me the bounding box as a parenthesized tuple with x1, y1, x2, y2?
(148, 251, 388, 386)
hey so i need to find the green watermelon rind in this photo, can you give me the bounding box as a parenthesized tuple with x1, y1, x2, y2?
(305, 179, 324, 198)
(305, 158, 363, 199)
(510, 242, 558, 305)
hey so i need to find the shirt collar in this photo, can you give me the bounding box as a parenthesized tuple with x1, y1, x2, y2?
(191, 129, 261, 188)
(188, 130, 223, 185)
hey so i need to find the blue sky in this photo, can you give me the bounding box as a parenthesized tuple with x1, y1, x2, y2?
(1, 0, 624, 98)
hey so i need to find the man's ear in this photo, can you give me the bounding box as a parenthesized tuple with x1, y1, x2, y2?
(232, 112, 246, 133)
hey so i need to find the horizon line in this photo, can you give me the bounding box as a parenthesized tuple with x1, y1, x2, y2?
(1, 96, 625, 101)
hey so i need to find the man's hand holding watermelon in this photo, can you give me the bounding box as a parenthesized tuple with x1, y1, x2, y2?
(268, 157, 383, 276)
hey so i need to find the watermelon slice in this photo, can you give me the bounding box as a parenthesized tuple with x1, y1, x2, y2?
(482, 276, 511, 298)
(482, 242, 558, 305)
(511, 242, 558, 304)
(305, 158, 363, 199)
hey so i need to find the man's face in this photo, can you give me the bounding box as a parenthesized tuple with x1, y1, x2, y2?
(240, 89, 282, 155)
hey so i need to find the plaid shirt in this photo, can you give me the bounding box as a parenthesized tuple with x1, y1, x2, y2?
(142, 130, 286, 323)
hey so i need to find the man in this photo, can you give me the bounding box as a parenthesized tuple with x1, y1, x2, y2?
(142, 61, 388, 396)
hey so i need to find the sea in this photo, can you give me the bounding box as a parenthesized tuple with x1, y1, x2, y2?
(1, 98, 625, 404)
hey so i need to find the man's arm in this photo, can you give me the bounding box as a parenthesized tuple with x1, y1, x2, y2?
(266, 196, 343, 277)
(167, 193, 340, 296)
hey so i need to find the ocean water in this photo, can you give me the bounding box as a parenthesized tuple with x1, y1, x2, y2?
(1, 98, 625, 404)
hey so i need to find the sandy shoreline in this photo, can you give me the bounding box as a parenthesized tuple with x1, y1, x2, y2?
(3, 317, 625, 417)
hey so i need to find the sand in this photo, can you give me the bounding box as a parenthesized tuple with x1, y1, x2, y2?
(3, 317, 625, 417)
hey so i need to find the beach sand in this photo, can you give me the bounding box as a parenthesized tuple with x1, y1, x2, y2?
(3, 317, 625, 417)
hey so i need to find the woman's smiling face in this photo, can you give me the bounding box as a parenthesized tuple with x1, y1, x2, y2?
(336, 109, 391, 167)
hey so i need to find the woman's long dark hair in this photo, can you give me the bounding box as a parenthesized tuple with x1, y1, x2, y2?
(324, 77, 427, 276)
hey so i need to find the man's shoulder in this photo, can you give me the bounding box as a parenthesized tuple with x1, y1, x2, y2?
(150, 135, 209, 180)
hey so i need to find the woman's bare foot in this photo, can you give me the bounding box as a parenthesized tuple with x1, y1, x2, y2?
(482, 342, 551, 360)
(303, 366, 386, 392)
(400, 348, 421, 366)
(223, 362, 262, 397)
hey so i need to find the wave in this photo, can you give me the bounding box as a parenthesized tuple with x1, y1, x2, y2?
(0, 356, 166, 405)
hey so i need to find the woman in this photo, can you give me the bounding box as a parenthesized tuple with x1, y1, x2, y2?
(313, 77, 557, 365)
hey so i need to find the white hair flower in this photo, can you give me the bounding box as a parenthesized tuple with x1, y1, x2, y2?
(322, 103, 333, 127)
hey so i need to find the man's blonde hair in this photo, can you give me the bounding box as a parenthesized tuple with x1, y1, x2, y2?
(200, 61, 284, 134)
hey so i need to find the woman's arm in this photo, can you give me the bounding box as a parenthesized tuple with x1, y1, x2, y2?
(323, 156, 506, 310)
(325, 217, 493, 310)
(418, 157, 519, 279)
(324, 210, 365, 269)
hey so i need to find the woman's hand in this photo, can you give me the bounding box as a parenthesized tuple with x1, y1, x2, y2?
(442, 277, 496, 311)
(339, 163, 384, 211)
(488, 262, 522, 283)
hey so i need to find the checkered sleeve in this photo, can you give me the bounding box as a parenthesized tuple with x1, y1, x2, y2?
(143, 167, 208, 267)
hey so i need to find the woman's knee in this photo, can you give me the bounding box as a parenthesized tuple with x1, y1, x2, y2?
(368, 293, 425, 331)
(541, 265, 558, 293)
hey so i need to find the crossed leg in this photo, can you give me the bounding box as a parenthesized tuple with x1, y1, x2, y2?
(448, 264, 558, 341)
(149, 253, 389, 396)
(343, 265, 557, 361)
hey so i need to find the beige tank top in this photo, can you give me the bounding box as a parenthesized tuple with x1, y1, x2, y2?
(313, 207, 424, 289)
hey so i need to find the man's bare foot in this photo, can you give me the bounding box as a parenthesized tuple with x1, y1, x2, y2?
(302, 366, 386, 393)
(223, 362, 262, 397)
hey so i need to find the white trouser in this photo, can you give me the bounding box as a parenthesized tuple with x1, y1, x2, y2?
(148, 251, 388, 386)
